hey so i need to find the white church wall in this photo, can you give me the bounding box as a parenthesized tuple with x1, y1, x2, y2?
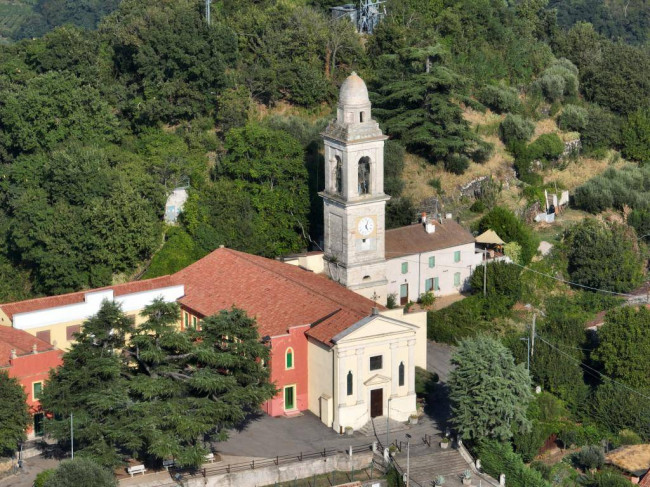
(307, 338, 334, 426)
(381, 309, 427, 369)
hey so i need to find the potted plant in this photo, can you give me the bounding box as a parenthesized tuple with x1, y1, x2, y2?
(389, 445, 397, 457)
(434, 475, 445, 486)
(345, 426, 353, 436)
(440, 437, 450, 449)
(409, 414, 419, 425)
(462, 469, 472, 485)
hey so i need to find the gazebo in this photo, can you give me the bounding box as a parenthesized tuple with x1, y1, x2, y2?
(475, 229, 505, 260)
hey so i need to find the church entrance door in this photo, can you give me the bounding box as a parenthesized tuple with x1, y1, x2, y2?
(370, 388, 383, 418)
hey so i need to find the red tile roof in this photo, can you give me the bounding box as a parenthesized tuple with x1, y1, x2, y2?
(385, 220, 475, 259)
(0, 276, 175, 321)
(0, 327, 58, 367)
(171, 248, 382, 344)
(640, 470, 650, 486)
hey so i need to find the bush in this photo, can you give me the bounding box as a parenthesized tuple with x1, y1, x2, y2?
(513, 420, 551, 462)
(622, 108, 650, 163)
(504, 241, 522, 265)
(445, 154, 470, 175)
(471, 140, 494, 164)
(44, 458, 117, 487)
(414, 366, 438, 397)
(469, 261, 522, 304)
(617, 429, 642, 446)
(537, 74, 566, 102)
(386, 293, 397, 309)
(418, 291, 435, 307)
(532, 59, 580, 102)
(428, 178, 442, 191)
(476, 439, 549, 487)
(573, 166, 650, 214)
(558, 105, 588, 132)
(582, 106, 622, 154)
(527, 133, 564, 161)
(478, 85, 522, 114)
(34, 470, 55, 487)
(478, 207, 539, 264)
(573, 445, 605, 471)
(427, 296, 491, 344)
(500, 114, 535, 145)
(470, 200, 486, 213)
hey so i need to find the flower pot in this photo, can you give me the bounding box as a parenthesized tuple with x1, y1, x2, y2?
(462, 478, 472, 485)
(440, 441, 449, 449)
(345, 427, 353, 436)
(409, 416, 419, 425)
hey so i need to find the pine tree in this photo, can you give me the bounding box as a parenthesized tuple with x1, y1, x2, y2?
(0, 371, 31, 456)
(448, 335, 533, 441)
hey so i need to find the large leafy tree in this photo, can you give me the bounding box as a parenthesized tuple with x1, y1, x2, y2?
(564, 219, 644, 294)
(592, 306, 650, 389)
(478, 207, 539, 265)
(448, 335, 533, 441)
(42, 300, 275, 468)
(0, 372, 31, 456)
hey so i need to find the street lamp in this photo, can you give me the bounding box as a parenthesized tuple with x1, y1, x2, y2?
(405, 433, 411, 487)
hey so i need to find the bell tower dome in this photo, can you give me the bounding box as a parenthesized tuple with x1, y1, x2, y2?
(320, 72, 389, 303)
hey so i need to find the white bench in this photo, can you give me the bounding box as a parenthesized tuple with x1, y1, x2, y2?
(127, 465, 147, 477)
(204, 453, 214, 463)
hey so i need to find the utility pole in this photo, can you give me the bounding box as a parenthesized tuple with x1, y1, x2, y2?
(531, 313, 536, 359)
(405, 434, 411, 487)
(70, 413, 74, 459)
(483, 250, 487, 297)
(205, 0, 211, 25)
(520, 337, 530, 371)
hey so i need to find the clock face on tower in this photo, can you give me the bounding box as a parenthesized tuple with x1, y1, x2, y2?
(357, 216, 375, 236)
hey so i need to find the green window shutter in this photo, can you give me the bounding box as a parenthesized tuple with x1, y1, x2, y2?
(454, 251, 461, 263)
(184, 313, 189, 328)
(401, 262, 408, 274)
(286, 349, 293, 369)
(192, 316, 197, 329)
(425, 278, 433, 292)
(429, 256, 435, 268)
(454, 272, 461, 286)
(433, 277, 439, 291)
(33, 382, 43, 399)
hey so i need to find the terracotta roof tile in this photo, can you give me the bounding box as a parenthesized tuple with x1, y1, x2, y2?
(640, 471, 650, 486)
(0, 327, 58, 367)
(385, 221, 475, 259)
(0, 276, 175, 321)
(171, 248, 381, 343)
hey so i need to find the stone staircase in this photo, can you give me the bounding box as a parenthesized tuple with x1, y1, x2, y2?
(358, 416, 408, 438)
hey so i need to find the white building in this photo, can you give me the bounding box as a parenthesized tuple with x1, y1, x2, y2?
(164, 187, 189, 224)
(385, 219, 481, 304)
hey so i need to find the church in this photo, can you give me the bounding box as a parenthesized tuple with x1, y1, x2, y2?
(0, 72, 483, 435)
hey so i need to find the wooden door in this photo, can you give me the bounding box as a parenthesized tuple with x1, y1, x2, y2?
(370, 389, 383, 418)
(400, 284, 408, 305)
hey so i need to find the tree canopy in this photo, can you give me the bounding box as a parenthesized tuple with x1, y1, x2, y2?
(42, 458, 117, 487)
(0, 371, 30, 456)
(448, 335, 533, 441)
(478, 207, 539, 265)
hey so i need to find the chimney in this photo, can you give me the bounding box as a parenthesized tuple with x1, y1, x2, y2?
(371, 307, 379, 316)
(32, 343, 38, 354)
(10, 349, 16, 360)
(425, 222, 436, 234)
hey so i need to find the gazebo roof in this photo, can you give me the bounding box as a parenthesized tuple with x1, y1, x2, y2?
(475, 229, 505, 245)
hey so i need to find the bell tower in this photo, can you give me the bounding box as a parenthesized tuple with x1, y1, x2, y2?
(320, 72, 389, 302)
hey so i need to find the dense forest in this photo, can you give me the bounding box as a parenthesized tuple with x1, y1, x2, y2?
(0, 0, 648, 301)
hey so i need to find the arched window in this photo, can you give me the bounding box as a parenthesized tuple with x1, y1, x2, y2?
(335, 156, 343, 194)
(358, 156, 370, 194)
(347, 371, 353, 396)
(398, 362, 405, 387)
(285, 347, 294, 370)
(359, 111, 364, 123)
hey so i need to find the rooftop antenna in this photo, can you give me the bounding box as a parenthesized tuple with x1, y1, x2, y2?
(205, 0, 211, 25)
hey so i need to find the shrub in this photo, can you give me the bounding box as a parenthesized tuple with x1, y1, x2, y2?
(533, 59, 580, 102)
(386, 293, 397, 309)
(34, 469, 55, 487)
(536, 74, 565, 102)
(471, 140, 494, 164)
(418, 291, 435, 307)
(582, 106, 622, 154)
(617, 429, 642, 446)
(44, 458, 117, 487)
(428, 177, 442, 191)
(469, 261, 522, 304)
(477, 439, 549, 487)
(445, 154, 470, 175)
(414, 366, 438, 396)
(528, 133, 565, 162)
(478, 85, 522, 114)
(558, 105, 588, 132)
(513, 420, 551, 462)
(500, 114, 535, 145)
(427, 296, 491, 344)
(622, 108, 650, 163)
(470, 200, 486, 213)
(573, 445, 605, 471)
(504, 241, 522, 265)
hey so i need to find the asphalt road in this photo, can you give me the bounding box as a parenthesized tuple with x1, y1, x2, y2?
(427, 340, 455, 383)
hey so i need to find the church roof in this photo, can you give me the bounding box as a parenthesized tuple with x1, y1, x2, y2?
(385, 220, 475, 259)
(171, 248, 383, 344)
(339, 72, 370, 106)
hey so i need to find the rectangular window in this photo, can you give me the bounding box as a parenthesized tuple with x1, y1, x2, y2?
(192, 316, 197, 329)
(401, 262, 408, 274)
(433, 277, 440, 291)
(369, 355, 383, 371)
(425, 278, 434, 292)
(184, 312, 189, 329)
(36, 330, 50, 344)
(454, 250, 461, 263)
(66, 325, 80, 341)
(33, 382, 43, 400)
(428, 256, 435, 268)
(284, 386, 295, 410)
(454, 272, 461, 286)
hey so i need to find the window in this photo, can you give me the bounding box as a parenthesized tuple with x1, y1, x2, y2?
(335, 156, 343, 194)
(66, 325, 80, 341)
(399, 362, 405, 387)
(401, 262, 408, 274)
(34, 413, 44, 437)
(428, 256, 435, 268)
(184, 312, 189, 329)
(370, 355, 383, 371)
(284, 385, 295, 410)
(433, 277, 440, 291)
(360, 111, 364, 123)
(285, 348, 294, 369)
(347, 371, 353, 396)
(36, 330, 50, 344)
(33, 382, 43, 400)
(192, 316, 197, 329)
(400, 284, 408, 305)
(454, 250, 461, 263)
(358, 156, 370, 194)
(454, 272, 461, 286)
(425, 278, 434, 292)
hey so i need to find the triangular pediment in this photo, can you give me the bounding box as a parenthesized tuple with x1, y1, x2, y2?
(364, 374, 390, 386)
(332, 314, 418, 344)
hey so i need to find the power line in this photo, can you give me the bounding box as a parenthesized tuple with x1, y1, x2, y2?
(510, 261, 636, 298)
(535, 334, 650, 402)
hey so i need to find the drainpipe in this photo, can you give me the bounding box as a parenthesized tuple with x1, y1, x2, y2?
(418, 253, 421, 298)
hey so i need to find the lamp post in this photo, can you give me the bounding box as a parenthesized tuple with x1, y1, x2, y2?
(405, 433, 411, 487)
(386, 397, 392, 450)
